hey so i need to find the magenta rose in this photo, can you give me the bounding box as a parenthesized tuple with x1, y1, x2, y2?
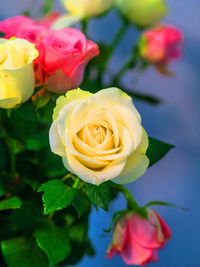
(107, 209, 171, 266)
(35, 28, 99, 93)
(140, 25, 183, 70)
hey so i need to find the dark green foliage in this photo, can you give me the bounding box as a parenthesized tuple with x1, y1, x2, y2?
(62, 213, 95, 266)
(0, 196, 22, 211)
(1, 237, 49, 267)
(0, 100, 96, 267)
(37, 147, 67, 179)
(84, 181, 118, 210)
(34, 223, 71, 267)
(72, 189, 89, 217)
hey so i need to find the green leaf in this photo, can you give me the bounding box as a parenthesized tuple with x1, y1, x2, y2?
(72, 190, 88, 217)
(1, 237, 49, 267)
(0, 196, 22, 210)
(2, 102, 49, 151)
(62, 213, 94, 266)
(145, 200, 188, 211)
(147, 137, 175, 167)
(38, 180, 75, 215)
(126, 89, 162, 105)
(8, 196, 44, 233)
(25, 131, 49, 151)
(34, 223, 71, 267)
(84, 181, 117, 211)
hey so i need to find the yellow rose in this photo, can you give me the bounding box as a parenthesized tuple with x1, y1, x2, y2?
(49, 88, 149, 185)
(115, 0, 167, 27)
(0, 38, 38, 109)
(62, 0, 113, 17)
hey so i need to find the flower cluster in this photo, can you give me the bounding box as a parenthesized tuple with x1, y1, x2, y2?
(0, 1, 184, 267)
(0, 15, 99, 107)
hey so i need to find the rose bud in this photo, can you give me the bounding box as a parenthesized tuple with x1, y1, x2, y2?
(37, 12, 61, 28)
(107, 209, 171, 266)
(49, 88, 149, 185)
(0, 16, 35, 39)
(139, 25, 183, 71)
(0, 38, 38, 109)
(115, 0, 167, 28)
(35, 28, 99, 93)
(62, 0, 113, 18)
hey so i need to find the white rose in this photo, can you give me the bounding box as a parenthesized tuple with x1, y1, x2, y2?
(0, 38, 38, 109)
(115, 0, 167, 27)
(62, 0, 113, 17)
(49, 88, 149, 185)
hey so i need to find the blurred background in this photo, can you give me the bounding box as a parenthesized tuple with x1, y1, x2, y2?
(0, 0, 199, 266)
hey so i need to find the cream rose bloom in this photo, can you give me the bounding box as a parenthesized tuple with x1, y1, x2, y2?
(49, 88, 149, 185)
(0, 38, 38, 109)
(115, 0, 167, 27)
(62, 0, 113, 17)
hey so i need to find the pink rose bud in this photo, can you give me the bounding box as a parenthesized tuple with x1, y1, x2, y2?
(106, 209, 171, 266)
(37, 12, 61, 28)
(35, 28, 99, 93)
(140, 25, 183, 68)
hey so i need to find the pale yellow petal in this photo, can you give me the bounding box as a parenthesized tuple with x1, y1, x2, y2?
(0, 64, 35, 108)
(112, 129, 149, 184)
(53, 88, 92, 121)
(112, 153, 149, 184)
(62, 152, 126, 185)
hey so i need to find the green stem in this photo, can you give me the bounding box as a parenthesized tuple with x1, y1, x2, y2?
(112, 47, 140, 85)
(43, 0, 54, 15)
(61, 173, 74, 182)
(114, 184, 139, 210)
(95, 21, 128, 88)
(103, 21, 128, 69)
(72, 177, 80, 189)
(82, 19, 88, 35)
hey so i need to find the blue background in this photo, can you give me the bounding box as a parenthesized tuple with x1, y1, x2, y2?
(0, 0, 199, 266)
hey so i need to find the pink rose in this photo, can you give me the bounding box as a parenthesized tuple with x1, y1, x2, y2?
(0, 15, 35, 39)
(106, 209, 171, 266)
(19, 24, 47, 43)
(35, 28, 99, 93)
(140, 25, 183, 67)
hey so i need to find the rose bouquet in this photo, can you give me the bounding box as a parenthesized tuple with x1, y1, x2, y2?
(0, 0, 184, 266)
